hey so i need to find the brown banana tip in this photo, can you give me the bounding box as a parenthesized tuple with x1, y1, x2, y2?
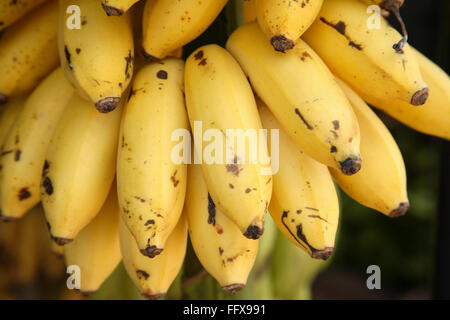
(270, 35, 295, 53)
(95, 97, 121, 113)
(142, 292, 165, 300)
(140, 246, 163, 258)
(142, 49, 161, 62)
(0, 213, 18, 223)
(222, 283, 245, 294)
(411, 88, 429, 106)
(311, 247, 334, 261)
(101, 3, 123, 16)
(51, 236, 73, 246)
(80, 290, 97, 297)
(381, 0, 404, 10)
(339, 157, 362, 176)
(243, 225, 264, 240)
(389, 202, 409, 218)
(0, 93, 8, 105)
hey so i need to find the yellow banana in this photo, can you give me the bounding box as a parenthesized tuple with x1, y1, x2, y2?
(0, 96, 26, 146)
(142, 0, 228, 60)
(120, 210, 188, 299)
(64, 183, 122, 295)
(226, 22, 361, 174)
(185, 44, 273, 239)
(186, 164, 258, 293)
(0, 0, 49, 31)
(357, 48, 450, 141)
(117, 58, 188, 258)
(259, 102, 339, 260)
(0, 0, 58, 104)
(331, 78, 409, 217)
(0, 68, 73, 221)
(244, 0, 256, 23)
(101, 0, 140, 16)
(41, 93, 122, 245)
(302, 0, 428, 106)
(58, 0, 134, 113)
(255, 0, 323, 52)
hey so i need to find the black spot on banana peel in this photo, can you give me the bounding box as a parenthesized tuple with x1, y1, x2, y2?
(222, 283, 245, 294)
(411, 88, 429, 106)
(142, 293, 165, 300)
(51, 235, 73, 246)
(389, 202, 409, 218)
(0, 93, 7, 105)
(270, 35, 295, 53)
(101, 3, 123, 16)
(140, 245, 163, 258)
(95, 97, 121, 113)
(339, 157, 362, 176)
(243, 225, 263, 240)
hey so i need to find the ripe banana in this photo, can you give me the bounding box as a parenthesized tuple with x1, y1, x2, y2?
(271, 229, 328, 300)
(101, 0, 140, 16)
(259, 102, 339, 260)
(0, 68, 73, 221)
(58, 0, 134, 113)
(0, 0, 49, 31)
(142, 0, 228, 60)
(185, 44, 273, 239)
(41, 93, 122, 245)
(120, 210, 188, 299)
(117, 58, 188, 258)
(186, 164, 259, 293)
(331, 78, 409, 217)
(255, 0, 323, 52)
(226, 22, 362, 174)
(0, 96, 26, 146)
(64, 183, 122, 295)
(357, 48, 450, 141)
(0, 0, 58, 104)
(302, 0, 428, 106)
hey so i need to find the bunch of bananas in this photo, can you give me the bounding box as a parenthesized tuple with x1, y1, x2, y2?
(0, 0, 448, 300)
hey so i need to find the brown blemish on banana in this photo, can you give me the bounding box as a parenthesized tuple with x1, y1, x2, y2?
(222, 283, 245, 294)
(134, 196, 145, 203)
(308, 215, 328, 223)
(330, 130, 338, 139)
(229, 183, 234, 189)
(294, 108, 313, 130)
(207, 194, 216, 226)
(339, 157, 362, 175)
(157, 70, 168, 79)
(219, 247, 224, 255)
(170, 170, 179, 187)
(330, 146, 337, 153)
(18, 187, 31, 200)
(144, 220, 155, 226)
(51, 235, 73, 246)
(389, 202, 409, 218)
(305, 207, 319, 211)
(300, 51, 311, 61)
(14, 150, 21, 161)
(15, 135, 19, 144)
(64, 46, 73, 70)
(243, 225, 263, 240)
(142, 49, 160, 62)
(216, 224, 223, 234)
(270, 35, 295, 53)
(42, 161, 50, 178)
(102, 3, 123, 16)
(42, 177, 54, 195)
(198, 58, 207, 66)
(332, 120, 340, 130)
(411, 87, 429, 106)
(245, 188, 251, 193)
(95, 97, 121, 113)
(76, 48, 81, 54)
(140, 245, 163, 258)
(194, 51, 204, 60)
(226, 164, 240, 176)
(319, 18, 362, 51)
(136, 270, 150, 280)
(125, 51, 133, 80)
(0, 93, 7, 105)
(0, 150, 13, 156)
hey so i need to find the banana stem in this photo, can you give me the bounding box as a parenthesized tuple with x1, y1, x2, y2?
(383, 0, 408, 53)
